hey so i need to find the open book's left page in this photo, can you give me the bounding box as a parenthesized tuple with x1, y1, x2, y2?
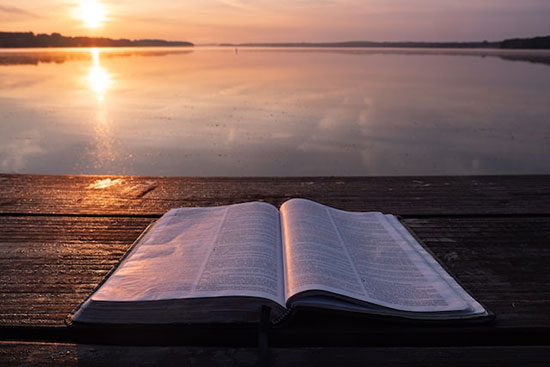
(90, 202, 285, 307)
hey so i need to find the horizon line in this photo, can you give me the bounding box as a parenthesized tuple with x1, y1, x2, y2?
(2, 31, 550, 46)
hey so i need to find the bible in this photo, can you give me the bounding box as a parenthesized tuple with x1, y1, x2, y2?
(71, 199, 490, 325)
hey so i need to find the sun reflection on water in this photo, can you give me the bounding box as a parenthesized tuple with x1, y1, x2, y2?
(88, 48, 111, 101)
(81, 48, 123, 173)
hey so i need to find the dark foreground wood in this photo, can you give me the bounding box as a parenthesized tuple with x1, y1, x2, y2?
(1, 342, 550, 366)
(1, 174, 549, 365)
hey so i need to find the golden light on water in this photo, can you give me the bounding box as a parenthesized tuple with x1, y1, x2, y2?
(78, 0, 108, 28)
(87, 48, 111, 101)
(83, 48, 118, 171)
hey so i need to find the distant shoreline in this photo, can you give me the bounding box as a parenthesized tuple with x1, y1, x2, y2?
(1, 32, 549, 50)
(220, 36, 550, 50)
(0, 32, 193, 48)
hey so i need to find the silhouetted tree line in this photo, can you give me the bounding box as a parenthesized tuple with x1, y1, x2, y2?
(1, 32, 548, 49)
(222, 41, 501, 48)
(222, 36, 550, 49)
(0, 32, 193, 48)
(500, 36, 550, 49)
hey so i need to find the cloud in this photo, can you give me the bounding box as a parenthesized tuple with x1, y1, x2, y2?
(215, 0, 250, 10)
(0, 5, 41, 21)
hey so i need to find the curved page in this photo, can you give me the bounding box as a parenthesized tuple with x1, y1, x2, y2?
(281, 199, 470, 312)
(92, 202, 285, 307)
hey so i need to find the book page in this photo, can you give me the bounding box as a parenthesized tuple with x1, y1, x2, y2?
(92, 202, 285, 306)
(384, 214, 485, 314)
(281, 199, 469, 312)
(281, 199, 367, 301)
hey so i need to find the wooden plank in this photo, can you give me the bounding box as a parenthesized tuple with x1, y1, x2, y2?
(1, 174, 549, 346)
(1, 215, 549, 343)
(1, 342, 549, 366)
(0, 216, 152, 326)
(1, 174, 549, 216)
(405, 217, 550, 326)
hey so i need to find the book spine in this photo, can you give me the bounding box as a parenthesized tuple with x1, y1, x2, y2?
(271, 306, 294, 325)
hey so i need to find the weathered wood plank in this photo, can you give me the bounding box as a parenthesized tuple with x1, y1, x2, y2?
(1, 342, 549, 366)
(406, 217, 550, 326)
(1, 174, 549, 216)
(1, 174, 549, 347)
(1, 215, 549, 338)
(0, 216, 152, 326)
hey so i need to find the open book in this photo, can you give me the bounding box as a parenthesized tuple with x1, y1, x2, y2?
(71, 199, 489, 325)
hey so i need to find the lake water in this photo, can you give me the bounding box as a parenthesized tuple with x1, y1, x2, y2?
(1, 47, 549, 176)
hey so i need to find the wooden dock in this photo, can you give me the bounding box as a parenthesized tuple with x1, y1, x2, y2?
(1, 174, 549, 365)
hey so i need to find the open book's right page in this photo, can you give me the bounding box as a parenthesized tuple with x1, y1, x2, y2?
(280, 199, 483, 314)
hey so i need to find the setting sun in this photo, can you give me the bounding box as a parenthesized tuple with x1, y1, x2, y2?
(78, 0, 107, 28)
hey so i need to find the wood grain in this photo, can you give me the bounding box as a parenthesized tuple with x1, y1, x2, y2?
(1, 342, 549, 367)
(0, 216, 151, 326)
(1, 174, 549, 216)
(0, 174, 549, 351)
(1, 216, 549, 341)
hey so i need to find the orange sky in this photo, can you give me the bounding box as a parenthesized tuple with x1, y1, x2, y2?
(1, 1, 550, 44)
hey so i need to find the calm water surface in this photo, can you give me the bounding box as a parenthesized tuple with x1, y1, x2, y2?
(0, 47, 549, 176)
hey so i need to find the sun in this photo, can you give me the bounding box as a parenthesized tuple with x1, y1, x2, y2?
(78, 0, 107, 28)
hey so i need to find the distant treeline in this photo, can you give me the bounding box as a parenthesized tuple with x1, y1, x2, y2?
(221, 35, 550, 49)
(2, 32, 549, 49)
(222, 41, 500, 48)
(0, 32, 193, 48)
(500, 36, 550, 49)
